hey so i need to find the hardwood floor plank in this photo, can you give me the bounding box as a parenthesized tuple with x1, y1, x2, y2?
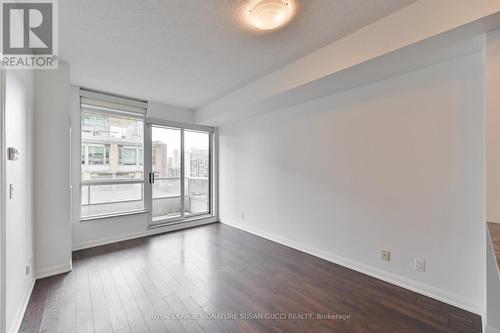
(124, 309, 150, 333)
(87, 251, 114, 333)
(21, 223, 482, 333)
(104, 253, 140, 315)
(39, 274, 66, 332)
(97, 253, 129, 332)
(112, 250, 166, 333)
(75, 257, 94, 333)
(164, 294, 203, 333)
(127, 256, 187, 333)
(182, 296, 236, 333)
(20, 277, 61, 333)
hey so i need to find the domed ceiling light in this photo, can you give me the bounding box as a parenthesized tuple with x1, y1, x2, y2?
(244, 0, 297, 31)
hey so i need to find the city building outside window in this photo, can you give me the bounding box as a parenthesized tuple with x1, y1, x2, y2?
(80, 92, 146, 218)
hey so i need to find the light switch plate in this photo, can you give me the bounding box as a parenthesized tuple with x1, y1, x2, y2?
(7, 147, 19, 160)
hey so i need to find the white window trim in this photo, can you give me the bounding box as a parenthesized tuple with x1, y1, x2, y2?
(0, 69, 6, 333)
(75, 91, 219, 224)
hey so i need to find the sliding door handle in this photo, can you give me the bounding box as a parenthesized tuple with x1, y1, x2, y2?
(149, 172, 160, 183)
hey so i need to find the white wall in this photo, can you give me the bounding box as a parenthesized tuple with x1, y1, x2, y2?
(33, 63, 72, 278)
(4, 70, 34, 333)
(219, 53, 485, 313)
(148, 101, 195, 124)
(485, 29, 500, 332)
(486, 229, 500, 332)
(487, 29, 500, 224)
(70, 88, 211, 250)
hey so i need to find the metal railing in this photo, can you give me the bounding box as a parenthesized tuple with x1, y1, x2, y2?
(81, 177, 209, 206)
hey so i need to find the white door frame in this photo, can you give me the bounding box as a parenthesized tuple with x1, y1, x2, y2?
(146, 118, 217, 227)
(0, 69, 7, 333)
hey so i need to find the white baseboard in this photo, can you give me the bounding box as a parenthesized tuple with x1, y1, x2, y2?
(7, 277, 34, 333)
(487, 325, 500, 333)
(35, 262, 72, 279)
(72, 217, 218, 251)
(220, 218, 481, 316)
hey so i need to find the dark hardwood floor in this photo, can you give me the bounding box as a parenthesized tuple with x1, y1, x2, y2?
(20, 223, 481, 333)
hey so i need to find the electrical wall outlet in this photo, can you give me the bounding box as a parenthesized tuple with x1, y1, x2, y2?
(415, 258, 425, 272)
(381, 250, 390, 262)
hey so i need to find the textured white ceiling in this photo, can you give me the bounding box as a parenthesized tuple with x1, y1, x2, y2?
(60, 0, 416, 109)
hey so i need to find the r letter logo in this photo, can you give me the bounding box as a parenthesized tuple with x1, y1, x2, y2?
(1, 0, 58, 69)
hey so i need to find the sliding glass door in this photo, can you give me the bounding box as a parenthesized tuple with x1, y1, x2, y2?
(151, 126, 182, 222)
(149, 124, 213, 225)
(184, 130, 210, 216)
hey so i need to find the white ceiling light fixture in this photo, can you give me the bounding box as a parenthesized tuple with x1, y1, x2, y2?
(245, 0, 297, 31)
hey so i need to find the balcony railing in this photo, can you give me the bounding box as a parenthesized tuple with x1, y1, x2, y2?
(81, 177, 209, 218)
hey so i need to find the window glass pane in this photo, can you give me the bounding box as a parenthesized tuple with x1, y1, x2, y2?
(152, 179, 181, 221)
(81, 109, 144, 181)
(153, 178, 180, 198)
(122, 147, 137, 165)
(152, 127, 181, 177)
(81, 183, 144, 218)
(184, 130, 209, 215)
(81, 185, 89, 205)
(80, 105, 145, 219)
(105, 145, 110, 164)
(151, 126, 181, 222)
(81, 145, 85, 165)
(88, 145, 105, 165)
(138, 149, 143, 166)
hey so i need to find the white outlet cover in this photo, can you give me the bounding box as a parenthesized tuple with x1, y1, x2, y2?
(381, 250, 390, 261)
(415, 258, 425, 272)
